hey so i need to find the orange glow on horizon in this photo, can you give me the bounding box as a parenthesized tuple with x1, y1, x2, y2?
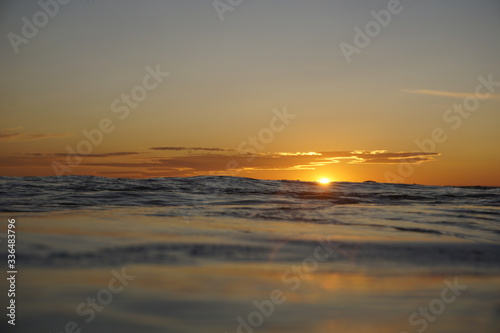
(317, 177, 332, 185)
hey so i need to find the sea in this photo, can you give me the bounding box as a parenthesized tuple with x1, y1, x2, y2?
(1, 176, 499, 333)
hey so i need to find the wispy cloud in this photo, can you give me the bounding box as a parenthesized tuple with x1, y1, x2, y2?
(320, 151, 440, 164)
(2, 126, 24, 131)
(0, 149, 440, 178)
(0, 130, 72, 142)
(401, 89, 500, 99)
(80, 150, 440, 175)
(150, 147, 235, 152)
(53, 152, 141, 158)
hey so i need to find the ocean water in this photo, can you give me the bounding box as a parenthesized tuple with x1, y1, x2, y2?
(1, 176, 499, 332)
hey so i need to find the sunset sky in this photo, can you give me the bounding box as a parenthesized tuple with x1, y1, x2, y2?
(1, 0, 499, 185)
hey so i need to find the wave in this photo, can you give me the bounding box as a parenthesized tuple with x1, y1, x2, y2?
(17, 237, 500, 271)
(1, 175, 499, 213)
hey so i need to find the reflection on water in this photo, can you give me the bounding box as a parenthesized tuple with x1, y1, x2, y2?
(11, 264, 500, 333)
(1, 203, 499, 333)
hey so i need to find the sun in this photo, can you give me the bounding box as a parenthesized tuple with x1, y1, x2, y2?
(317, 177, 331, 185)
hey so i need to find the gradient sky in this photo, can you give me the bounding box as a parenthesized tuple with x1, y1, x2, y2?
(1, 0, 499, 185)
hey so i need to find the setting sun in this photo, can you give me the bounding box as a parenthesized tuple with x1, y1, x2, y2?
(318, 178, 331, 185)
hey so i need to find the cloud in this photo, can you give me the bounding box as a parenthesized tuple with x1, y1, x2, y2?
(2, 126, 23, 131)
(0, 130, 72, 142)
(77, 154, 323, 177)
(0, 149, 440, 178)
(97, 171, 145, 176)
(318, 150, 440, 164)
(0, 152, 142, 169)
(77, 150, 439, 174)
(150, 147, 234, 152)
(52, 152, 141, 158)
(401, 89, 500, 99)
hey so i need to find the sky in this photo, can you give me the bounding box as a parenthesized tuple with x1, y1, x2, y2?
(0, 0, 499, 185)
